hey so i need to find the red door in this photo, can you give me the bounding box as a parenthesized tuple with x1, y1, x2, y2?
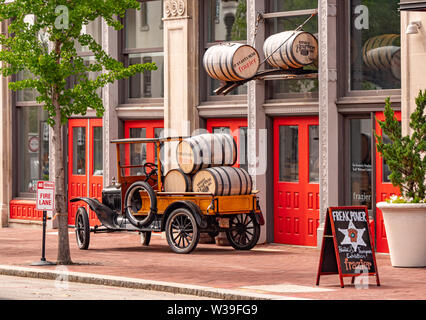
(68, 118, 103, 226)
(274, 117, 320, 246)
(375, 111, 401, 253)
(206, 118, 248, 169)
(124, 120, 164, 174)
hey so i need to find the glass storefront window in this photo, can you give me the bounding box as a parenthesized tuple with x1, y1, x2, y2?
(93, 127, 103, 176)
(266, 7, 318, 97)
(309, 125, 319, 183)
(124, 0, 164, 101)
(350, 0, 400, 90)
(125, 1, 163, 49)
(129, 128, 147, 176)
(18, 107, 49, 195)
(128, 53, 164, 99)
(239, 127, 248, 171)
(271, 0, 318, 12)
(16, 70, 38, 102)
(73, 127, 86, 175)
(75, 18, 103, 53)
(279, 126, 299, 182)
(350, 119, 372, 209)
(207, 0, 247, 42)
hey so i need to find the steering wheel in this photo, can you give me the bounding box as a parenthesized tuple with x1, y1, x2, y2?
(143, 162, 158, 184)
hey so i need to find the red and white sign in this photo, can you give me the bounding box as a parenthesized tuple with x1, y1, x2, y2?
(36, 181, 55, 211)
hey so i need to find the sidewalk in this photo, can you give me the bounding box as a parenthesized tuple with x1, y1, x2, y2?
(0, 227, 425, 300)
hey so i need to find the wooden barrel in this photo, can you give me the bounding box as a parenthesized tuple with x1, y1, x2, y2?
(163, 169, 192, 192)
(177, 133, 237, 175)
(192, 167, 252, 196)
(263, 30, 318, 70)
(203, 43, 260, 81)
(362, 34, 400, 74)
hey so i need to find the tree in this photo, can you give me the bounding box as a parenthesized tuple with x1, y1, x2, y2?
(375, 92, 426, 201)
(0, 0, 156, 264)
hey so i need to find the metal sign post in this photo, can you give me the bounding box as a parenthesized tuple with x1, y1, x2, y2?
(31, 181, 56, 266)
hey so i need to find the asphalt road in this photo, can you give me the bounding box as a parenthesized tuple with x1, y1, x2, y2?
(0, 275, 214, 300)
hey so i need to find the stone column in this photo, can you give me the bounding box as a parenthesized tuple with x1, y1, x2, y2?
(163, 0, 199, 136)
(0, 20, 12, 227)
(163, 0, 199, 170)
(401, 10, 426, 136)
(247, 0, 268, 244)
(318, 0, 339, 247)
(101, 19, 119, 186)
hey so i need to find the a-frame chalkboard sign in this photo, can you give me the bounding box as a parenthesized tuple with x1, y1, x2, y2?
(316, 206, 380, 288)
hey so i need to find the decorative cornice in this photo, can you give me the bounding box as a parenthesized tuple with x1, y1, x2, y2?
(164, 0, 186, 18)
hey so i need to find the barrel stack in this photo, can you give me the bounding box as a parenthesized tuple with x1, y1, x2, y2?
(163, 133, 253, 197)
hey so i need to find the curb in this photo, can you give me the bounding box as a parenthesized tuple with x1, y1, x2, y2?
(0, 265, 304, 300)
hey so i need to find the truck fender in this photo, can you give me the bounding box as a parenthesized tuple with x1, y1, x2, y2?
(162, 201, 207, 230)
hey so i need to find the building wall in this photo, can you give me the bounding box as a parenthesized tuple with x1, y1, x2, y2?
(1, 1, 419, 253)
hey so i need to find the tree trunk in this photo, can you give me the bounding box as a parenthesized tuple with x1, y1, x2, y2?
(52, 101, 72, 265)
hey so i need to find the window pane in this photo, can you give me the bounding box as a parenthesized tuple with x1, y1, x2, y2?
(129, 128, 146, 176)
(266, 15, 318, 96)
(269, 0, 318, 12)
(93, 127, 103, 176)
(350, 0, 400, 90)
(239, 126, 248, 171)
(75, 18, 103, 53)
(125, 1, 164, 49)
(18, 107, 49, 194)
(154, 127, 164, 163)
(350, 119, 372, 209)
(16, 70, 38, 102)
(279, 126, 298, 182)
(73, 127, 86, 175)
(212, 126, 231, 134)
(207, 0, 247, 42)
(209, 78, 247, 96)
(309, 125, 319, 183)
(128, 53, 164, 99)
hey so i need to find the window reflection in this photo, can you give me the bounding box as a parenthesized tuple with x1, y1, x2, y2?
(18, 107, 49, 195)
(351, 0, 400, 90)
(279, 126, 299, 182)
(350, 119, 372, 209)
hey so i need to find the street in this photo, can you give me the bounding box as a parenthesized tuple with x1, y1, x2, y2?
(0, 275, 214, 300)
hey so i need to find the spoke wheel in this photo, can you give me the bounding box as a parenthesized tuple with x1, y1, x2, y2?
(226, 214, 260, 250)
(75, 207, 90, 250)
(165, 208, 200, 254)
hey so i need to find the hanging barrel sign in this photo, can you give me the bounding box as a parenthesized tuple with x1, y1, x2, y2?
(362, 34, 401, 80)
(263, 30, 318, 69)
(203, 43, 260, 81)
(163, 169, 192, 193)
(192, 167, 253, 196)
(177, 133, 237, 175)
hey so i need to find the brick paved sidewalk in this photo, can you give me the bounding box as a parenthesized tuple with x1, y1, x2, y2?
(0, 227, 425, 300)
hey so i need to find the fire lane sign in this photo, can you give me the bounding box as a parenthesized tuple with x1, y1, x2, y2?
(36, 181, 55, 212)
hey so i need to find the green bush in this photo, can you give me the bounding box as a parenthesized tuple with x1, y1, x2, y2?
(375, 91, 426, 202)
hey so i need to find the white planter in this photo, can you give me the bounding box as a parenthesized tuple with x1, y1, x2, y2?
(376, 202, 426, 267)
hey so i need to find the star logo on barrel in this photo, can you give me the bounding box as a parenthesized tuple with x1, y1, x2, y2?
(338, 220, 367, 251)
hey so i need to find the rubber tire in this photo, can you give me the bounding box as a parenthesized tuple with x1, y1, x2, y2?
(226, 213, 260, 250)
(165, 208, 200, 254)
(124, 181, 157, 228)
(75, 207, 90, 250)
(140, 231, 152, 246)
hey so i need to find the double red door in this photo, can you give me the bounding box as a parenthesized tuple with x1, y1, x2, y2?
(274, 117, 320, 246)
(375, 111, 401, 253)
(68, 118, 103, 226)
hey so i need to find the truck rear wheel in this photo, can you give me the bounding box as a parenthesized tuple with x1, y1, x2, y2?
(165, 208, 200, 254)
(226, 213, 260, 250)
